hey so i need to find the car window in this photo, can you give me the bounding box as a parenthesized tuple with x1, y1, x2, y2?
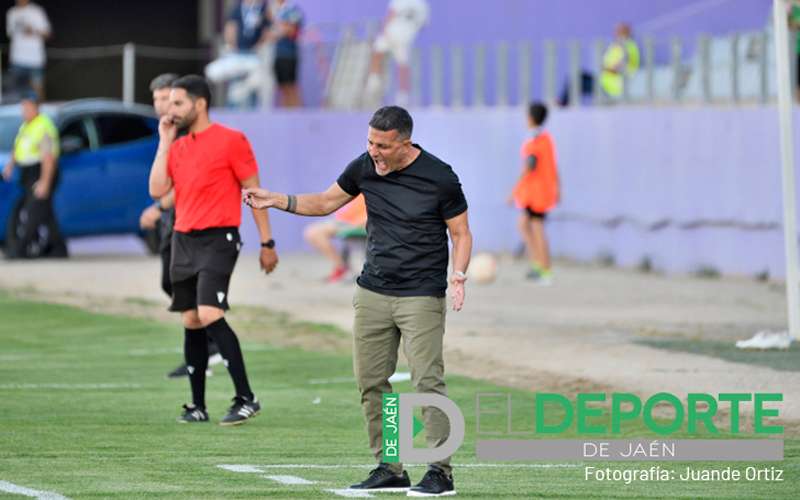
(60, 119, 91, 153)
(94, 114, 155, 146)
(0, 116, 22, 151)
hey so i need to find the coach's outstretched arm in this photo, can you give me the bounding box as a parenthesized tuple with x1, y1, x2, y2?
(243, 182, 353, 216)
(149, 115, 176, 199)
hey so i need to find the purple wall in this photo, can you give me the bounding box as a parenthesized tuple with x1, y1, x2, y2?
(215, 104, 797, 278)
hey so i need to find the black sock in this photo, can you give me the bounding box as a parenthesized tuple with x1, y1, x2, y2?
(184, 327, 208, 409)
(205, 318, 254, 401)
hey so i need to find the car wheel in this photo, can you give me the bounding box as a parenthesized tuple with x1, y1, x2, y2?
(3, 198, 26, 258)
(140, 227, 161, 256)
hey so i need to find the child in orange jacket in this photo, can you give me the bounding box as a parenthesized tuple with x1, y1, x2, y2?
(510, 102, 559, 284)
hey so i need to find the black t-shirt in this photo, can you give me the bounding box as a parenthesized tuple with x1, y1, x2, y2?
(337, 145, 468, 297)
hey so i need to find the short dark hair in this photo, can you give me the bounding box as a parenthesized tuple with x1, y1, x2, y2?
(528, 102, 548, 126)
(149, 73, 179, 92)
(171, 74, 212, 107)
(369, 106, 413, 139)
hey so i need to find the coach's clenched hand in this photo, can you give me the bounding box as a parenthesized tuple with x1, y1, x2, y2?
(260, 247, 278, 274)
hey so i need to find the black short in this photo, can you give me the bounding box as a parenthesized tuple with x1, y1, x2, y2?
(524, 207, 548, 220)
(169, 227, 241, 312)
(274, 56, 298, 85)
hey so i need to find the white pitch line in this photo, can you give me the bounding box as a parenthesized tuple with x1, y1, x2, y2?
(220, 463, 579, 470)
(217, 464, 264, 473)
(325, 489, 374, 498)
(263, 475, 316, 485)
(0, 480, 70, 499)
(0, 383, 142, 390)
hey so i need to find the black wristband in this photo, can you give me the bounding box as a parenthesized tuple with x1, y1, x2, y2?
(286, 194, 297, 213)
(261, 239, 275, 249)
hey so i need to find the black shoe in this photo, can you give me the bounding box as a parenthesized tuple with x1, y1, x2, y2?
(219, 396, 261, 426)
(178, 404, 209, 423)
(407, 468, 455, 497)
(349, 463, 410, 491)
(167, 363, 190, 378)
(167, 363, 214, 379)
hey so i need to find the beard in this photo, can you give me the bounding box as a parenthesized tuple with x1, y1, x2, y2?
(174, 109, 197, 132)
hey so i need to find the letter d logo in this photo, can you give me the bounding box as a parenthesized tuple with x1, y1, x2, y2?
(398, 394, 465, 463)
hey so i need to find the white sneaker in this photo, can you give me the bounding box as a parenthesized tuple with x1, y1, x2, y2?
(736, 331, 794, 350)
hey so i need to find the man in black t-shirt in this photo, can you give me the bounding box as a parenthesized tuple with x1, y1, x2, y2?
(244, 106, 472, 497)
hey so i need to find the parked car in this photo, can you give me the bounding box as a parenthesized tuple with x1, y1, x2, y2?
(0, 98, 161, 254)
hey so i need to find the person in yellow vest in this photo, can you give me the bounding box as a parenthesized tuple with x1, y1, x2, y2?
(599, 23, 640, 99)
(1, 91, 66, 258)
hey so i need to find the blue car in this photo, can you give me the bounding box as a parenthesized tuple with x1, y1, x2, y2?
(0, 99, 160, 253)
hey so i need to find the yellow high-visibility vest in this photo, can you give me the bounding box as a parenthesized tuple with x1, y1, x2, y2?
(13, 114, 59, 167)
(600, 39, 640, 97)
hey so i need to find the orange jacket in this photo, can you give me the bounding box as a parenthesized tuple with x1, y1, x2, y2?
(335, 193, 367, 226)
(512, 131, 559, 213)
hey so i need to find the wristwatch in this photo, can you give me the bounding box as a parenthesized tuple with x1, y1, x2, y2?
(453, 270, 467, 281)
(261, 239, 276, 249)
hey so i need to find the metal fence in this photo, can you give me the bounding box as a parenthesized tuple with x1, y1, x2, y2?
(325, 27, 791, 110)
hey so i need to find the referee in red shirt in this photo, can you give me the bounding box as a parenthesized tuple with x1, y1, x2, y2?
(149, 75, 278, 425)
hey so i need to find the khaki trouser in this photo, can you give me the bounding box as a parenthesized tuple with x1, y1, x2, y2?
(352, 285, 451, 475)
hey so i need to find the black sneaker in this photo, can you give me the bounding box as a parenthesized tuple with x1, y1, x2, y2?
(178, 404, 209, 423)
(349, 463, 411, 491)
(167, 363, 190, 378)
(407, 468, 455, 497)
(167, 363, 214, 379)
(219, 396, 261, 426)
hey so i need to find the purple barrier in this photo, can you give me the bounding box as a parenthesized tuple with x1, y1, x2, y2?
(214, 105, 797, 278)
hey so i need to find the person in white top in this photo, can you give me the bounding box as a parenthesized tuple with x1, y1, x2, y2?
(6, 0, 51, 99)
(365, 0, 429, 107)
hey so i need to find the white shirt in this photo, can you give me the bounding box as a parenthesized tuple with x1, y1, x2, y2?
(389, 0, 429, 32)
(6, 2, 50, 68)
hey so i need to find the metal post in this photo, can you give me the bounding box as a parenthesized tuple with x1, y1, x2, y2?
(543, 40, 556, 103)
(671, 38, 683, 103)
(123, 43, 136, 104)
(411, 47, 422, 107)
(431, 45, 443, 107)
(593, 39, 605, 104)
(645, 37, 655, 102)
(518, 41, 531, 106)
(451, 45, 464, 108)
(773, 0, 800, 340)
(731, 34, 740, 103)
(496, 42, 509, 106)
(699, 35, 711, 103)
(569, 40, 581, 107)
(473, 43, 486, 107)
(760, 29, 770, 104)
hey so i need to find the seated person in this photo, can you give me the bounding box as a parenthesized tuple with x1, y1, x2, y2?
(303, 194, 366, 283)
(204, 0, 274, 107)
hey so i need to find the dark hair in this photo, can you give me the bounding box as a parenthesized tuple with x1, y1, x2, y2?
(149, 73, 179, 92)
(528, 102, 548, 126)
(171, 74, 212, 107)
(369, 106, 413, 139)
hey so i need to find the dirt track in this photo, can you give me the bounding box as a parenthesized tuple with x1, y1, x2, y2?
(1, 248, 796, 428)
